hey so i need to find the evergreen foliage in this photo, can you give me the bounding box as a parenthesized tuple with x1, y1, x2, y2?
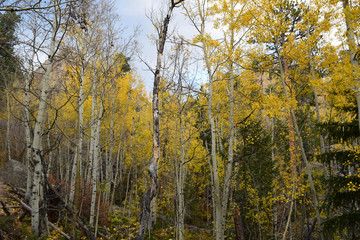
(0, 11, 20, 91)
(319, 95, 360, 239)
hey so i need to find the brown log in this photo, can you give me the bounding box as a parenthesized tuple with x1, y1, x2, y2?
(0, 200, 11, 216)
(48, 222, 71, 240)
(9, 181, 98, 240)
(9, 195, 71, 240)
(45, 180, 97, 240)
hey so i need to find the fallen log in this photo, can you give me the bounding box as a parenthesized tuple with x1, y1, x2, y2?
(8, 181, 109, 240)
(45, 181, 109, 240)
(0, 200, 11, 216)
(48, 222, 71, 240)
(45, 181, 97, 239)
(9, 195, 71, 240)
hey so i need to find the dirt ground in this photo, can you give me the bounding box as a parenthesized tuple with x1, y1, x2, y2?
(0, 182, 6, 199)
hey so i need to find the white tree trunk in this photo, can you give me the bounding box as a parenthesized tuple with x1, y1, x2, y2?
(175, 51, 186, 240)
(176, 113, 185, 240)
(69, 62, 85, 206)
(87, 76, 97, 183)
(46, 117, 53, 177)
(110, 98, 129, 205)
(25, 70, 33, 201)
(137, 2, 184, 238)
(89, 73, 98, 226)
(90, 77, 104, 226)
(31, 5, 58, 232)
(185, 1, 237, 238)
(197, 13, 223, 239)
(105, 99, 115, 202)
(111, 133, 122, 206)
(342, 0, 360, 130)
(221, 15, 236, 234)
(207, 67, 223, 240)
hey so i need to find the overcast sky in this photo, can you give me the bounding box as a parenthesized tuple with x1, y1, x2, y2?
(115, 0, 196, 92)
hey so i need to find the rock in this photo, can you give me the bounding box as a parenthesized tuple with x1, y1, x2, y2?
(110, 204, 122, 213)
(0, 182, 6, 198)
(0, 159, 27, 189)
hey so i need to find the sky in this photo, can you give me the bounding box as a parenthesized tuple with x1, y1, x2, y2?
(115, 0, 197, 92)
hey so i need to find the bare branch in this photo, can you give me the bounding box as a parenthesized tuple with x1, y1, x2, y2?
(0, 1, 75, 12)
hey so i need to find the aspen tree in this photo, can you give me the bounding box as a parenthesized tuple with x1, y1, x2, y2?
(24, 32, 36, 201)
(275, 40, 324, 240)
(342, 0, 360, 130)
(137, 1, 184, 239)
(185, 0, 254, 238)
(246, 0, 328, 238)
(168, 38, 190, 240)
(210, 1, 253, 235)
(31, 0, 61, 234)
(184, 0, 224, 237)
(68, 29, 88, 206)
(302, 1, 333, 178)
(89, 65, 103, 226)
(88, 1, 128, 222)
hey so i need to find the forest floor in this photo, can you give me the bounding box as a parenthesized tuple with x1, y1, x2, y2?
(0, 182, 5, 198)
(0, 181, 213, 240)
(0, 181, 30, 240)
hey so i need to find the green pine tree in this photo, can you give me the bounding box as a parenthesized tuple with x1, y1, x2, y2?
(319, 90, 360, 239)
(0, 11, 20, 92)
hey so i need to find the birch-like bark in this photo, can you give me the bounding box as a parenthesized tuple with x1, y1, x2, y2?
(87, 75, 97, 183)
(221, 67, 234, 235)
(46, 117, 53, 177)
(123, 117, 137, 208)
(105, 96, 115, 202)
(178, 116, 186, 239)
(185, 1, 238, 238)
(203, 26, 223, 240)
(111, 134, 122, 206)
(175, 52, 185, 240)
(110, 99, 129, 205)
(25, 6, 40, 206)
(89, 102, 101, 226)
(90, 74, 104, 226)
(69, 61, 85, 206)
(70, 61, 85, 238)
(193, 3, 223, 237)
(205, 141, 216, 239)
(94, 189, 102, 238)
(342, 0, 360, 131)
(221, 6, 236, 233)
(25, 68, 33, 201)
(174, 120, 180, 240)
(136, 1, 184, 239)
(31, 2, 58, 234)
(176, 115, 185, 240)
